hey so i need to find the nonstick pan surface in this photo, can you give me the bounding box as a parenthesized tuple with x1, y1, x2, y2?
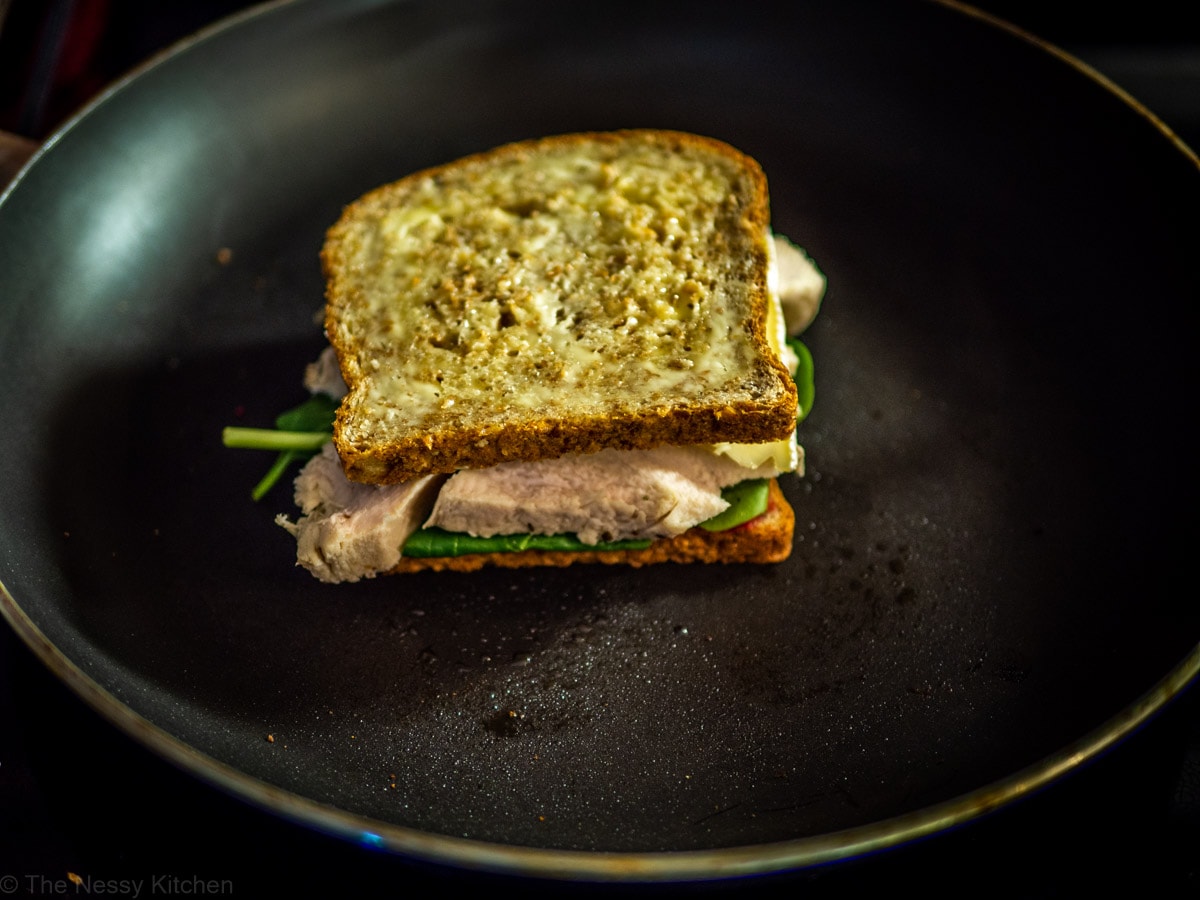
(1, 0, 1197, 881)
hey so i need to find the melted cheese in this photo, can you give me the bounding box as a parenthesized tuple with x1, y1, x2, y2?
(710, 235, 801, 473)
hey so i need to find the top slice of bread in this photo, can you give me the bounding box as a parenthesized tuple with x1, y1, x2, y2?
(322, 130, 798, 484)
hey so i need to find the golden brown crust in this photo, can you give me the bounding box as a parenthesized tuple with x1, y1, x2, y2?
(338, 403, 798, 485)
(322, 130, 796, 485)
(388, 478, 794, 573)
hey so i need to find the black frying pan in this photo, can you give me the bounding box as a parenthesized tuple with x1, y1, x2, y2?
(1, 0, 1197, 882)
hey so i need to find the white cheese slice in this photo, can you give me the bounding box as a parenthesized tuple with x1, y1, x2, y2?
(709, 231, 801, 473)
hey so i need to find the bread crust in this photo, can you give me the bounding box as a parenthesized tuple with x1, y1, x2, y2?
(388, 478, 794, 573)
(322, 130, 797, 485)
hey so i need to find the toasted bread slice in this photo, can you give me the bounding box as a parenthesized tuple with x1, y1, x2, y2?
(323, 130, 798, 485)
(388, 478, 794, 573)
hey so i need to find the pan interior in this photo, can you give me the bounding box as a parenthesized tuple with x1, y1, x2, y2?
(0, 0, 1197, 864)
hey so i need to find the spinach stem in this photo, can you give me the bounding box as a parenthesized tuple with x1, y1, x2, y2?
(251, 450, 297, 501)
(222, 427, 329, 451)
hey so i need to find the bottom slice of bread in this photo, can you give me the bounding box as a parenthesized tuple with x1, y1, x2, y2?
(388, 479, 795, 574)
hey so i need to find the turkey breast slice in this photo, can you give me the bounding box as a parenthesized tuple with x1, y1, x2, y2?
(427, 446, 781, 546)
(277, 443, 445, 583)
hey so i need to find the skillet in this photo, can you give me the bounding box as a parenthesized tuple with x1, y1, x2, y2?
(1, 0, 1198, 881)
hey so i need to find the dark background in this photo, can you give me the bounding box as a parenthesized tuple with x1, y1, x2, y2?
(2, 2, 1198, 896)
(3, 1, 1200, 146)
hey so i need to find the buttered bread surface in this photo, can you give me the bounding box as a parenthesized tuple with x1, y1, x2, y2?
(324, 131, 798, 484)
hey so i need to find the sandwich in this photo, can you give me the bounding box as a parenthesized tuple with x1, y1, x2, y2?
(224, 130, 825, 582)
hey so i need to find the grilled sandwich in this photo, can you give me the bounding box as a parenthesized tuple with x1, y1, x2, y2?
(272, 130, 825, 581)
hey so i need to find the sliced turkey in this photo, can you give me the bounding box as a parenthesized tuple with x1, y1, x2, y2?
(426, 445, 781, 546)
(276, 443, 444, 583)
